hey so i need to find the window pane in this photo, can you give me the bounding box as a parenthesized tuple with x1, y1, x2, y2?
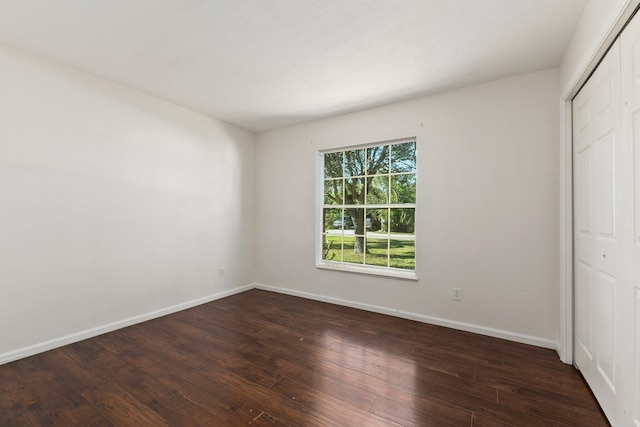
(390, 173, 416, 204)
(389, 239, 415, 270)
(324, 208, 342, 232)
(366, 175, 389, 204)
(365, 238, 389, 267)
(345, 178, 364, 204)
(323, 234, 342, 261)
(344, 149, 366, 177)
(391, 141, 416, 173)
(342, 236, 364, 264)
(324, 152, 344, 178)
(390, 208, 415, 234)
(368, 208, 388, 233)
(324, 179, 343, 205)
(366, 145, 389, 175)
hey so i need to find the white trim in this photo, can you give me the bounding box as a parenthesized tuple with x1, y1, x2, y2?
(316, 261, 418, 280)
(559, 99, 574, 364)
(561, 1, 639, 100)
(321, 136, 417, 154)
(254, 283, 557, 350)
(0, 283, 254, 366)
(559, 0, 640, 365)
(316, 149, 324, 267)
(2, 282, 559, 366)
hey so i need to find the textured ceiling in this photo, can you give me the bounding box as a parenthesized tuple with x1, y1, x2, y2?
(0, 0, 587, 132)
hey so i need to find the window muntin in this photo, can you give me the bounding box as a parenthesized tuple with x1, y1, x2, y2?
(319, 139, 416, 277)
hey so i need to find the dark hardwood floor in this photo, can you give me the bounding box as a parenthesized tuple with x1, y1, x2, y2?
(0, 289, 608, 426)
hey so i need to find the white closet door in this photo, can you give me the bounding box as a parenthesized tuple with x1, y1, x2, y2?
(621, 12, 640, 427)
(573, 39, 622, 425)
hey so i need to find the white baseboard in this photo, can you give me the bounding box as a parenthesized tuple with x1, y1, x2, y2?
(0, 284, 254, 366)
(1, 282, 559, 366)
(254, 283, 558, 350)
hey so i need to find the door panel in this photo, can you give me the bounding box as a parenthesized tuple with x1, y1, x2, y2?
(595, 133, 615, 239)
(576, 146, 592, 235)
(576, 10, 640, 425)
(595, 270, 615, 391)
(573, 39, 621, 425)
(576, 261, 593, 360)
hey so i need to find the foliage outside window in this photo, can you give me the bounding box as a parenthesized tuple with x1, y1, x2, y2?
(319, 139, 416, 277)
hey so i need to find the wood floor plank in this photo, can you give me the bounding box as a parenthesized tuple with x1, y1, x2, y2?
(0, 365, 57, 426)
(371, 394, 472, 427)
(66, 339, 220, 425)
(14, 356, 106, 426)
(80, 384, 171, 427)
(472, 412, 518, 427)
(475, 362, 598, 400)
(221, 372, 342, 427)
(270, 376, 403, 427)
(496, 387, 607, 426)
(98, 334, 248, 420)
(376, 361, 499, 404)
(272, 357, 378, 411)
(0, 289, 609, 426)
(224, 403, 292, 426)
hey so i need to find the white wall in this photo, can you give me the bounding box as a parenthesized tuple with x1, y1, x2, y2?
(0, 43, 255, 360)
(255, 69, 560, 346)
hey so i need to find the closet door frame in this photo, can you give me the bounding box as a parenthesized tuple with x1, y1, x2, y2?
(559, 0, 639, 365)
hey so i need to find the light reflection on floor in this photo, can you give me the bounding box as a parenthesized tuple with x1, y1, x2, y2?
(317, 329, 417, 425)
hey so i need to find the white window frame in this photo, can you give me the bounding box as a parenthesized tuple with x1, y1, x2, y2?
(315, 137, 418, 280)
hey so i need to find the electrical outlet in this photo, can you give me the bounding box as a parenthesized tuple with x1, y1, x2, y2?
(452, 288, 461, 301)
(219, 268, 224, 277)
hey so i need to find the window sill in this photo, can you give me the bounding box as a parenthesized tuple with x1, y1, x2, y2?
(316, 261, 418, 281)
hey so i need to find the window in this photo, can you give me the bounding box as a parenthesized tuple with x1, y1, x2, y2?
(317, 138, 417, 279)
